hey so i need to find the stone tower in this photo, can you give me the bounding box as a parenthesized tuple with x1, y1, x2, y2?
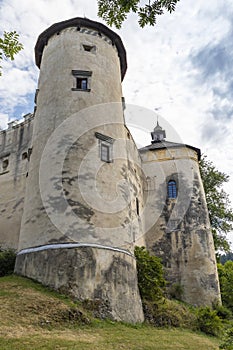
(139, 122, 221, 305)
(15, 17, 144, 323)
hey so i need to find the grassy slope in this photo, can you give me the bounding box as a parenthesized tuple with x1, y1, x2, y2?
(0, 275, 220, 350)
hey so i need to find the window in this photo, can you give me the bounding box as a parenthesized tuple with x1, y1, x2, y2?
(101, 144, 110, 162)
(22, 152, 28, 160)
(95, 132, 114, 163)
(168, 180, 177, 199)
(136, 197, 139, 215)
(82, 44, 96, 53)
(0, 158, 9, 173)
(76, 77, 88, 90)
(72, 70, 92, 91)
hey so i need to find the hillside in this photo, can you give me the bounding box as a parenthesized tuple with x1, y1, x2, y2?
(0, 276, 220, 350)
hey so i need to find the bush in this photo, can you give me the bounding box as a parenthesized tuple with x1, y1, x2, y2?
(143, 299, 197, 329)
(196, 306, 223, 336)
(134, 246, 166, 302)
(0, 247, 16, 277)
(168, 283, 184, 301)
(220, 327, 233, 350)
(213, 302, 232, 320)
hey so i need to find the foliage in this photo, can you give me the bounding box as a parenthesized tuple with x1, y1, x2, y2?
(143, 299, 196, 329)
(213, 302, 232, 320)
(0, 247, 16, 277)
(196, 306, 223, 336)
(220, 327, 233, 350)
(134, 246, 166, 301)
(97, 0, 180, 28)
(0, 31, 23, 76)
(218, 262, 233, 312)
(168, 282, 184, 301)
(199, 155, 233, 253)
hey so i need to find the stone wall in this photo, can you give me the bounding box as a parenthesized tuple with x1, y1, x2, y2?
(140, 145, 221, 306)
(0, 115, 34, 249)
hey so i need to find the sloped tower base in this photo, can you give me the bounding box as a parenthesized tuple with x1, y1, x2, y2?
(15, 246, 144, 323)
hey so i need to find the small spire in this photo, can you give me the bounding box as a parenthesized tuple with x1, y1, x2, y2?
(151, 118, 166, 143)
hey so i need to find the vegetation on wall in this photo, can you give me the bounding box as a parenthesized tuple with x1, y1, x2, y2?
(199, 155, 233, 253)
(134, 246, 166, 302)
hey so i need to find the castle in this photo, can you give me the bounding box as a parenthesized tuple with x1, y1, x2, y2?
(0, 17, 220, 323)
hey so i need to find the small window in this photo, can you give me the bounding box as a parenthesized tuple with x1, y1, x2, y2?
(82, 44, 96, 53)
(22, 152, 28, 160)
(95, 132, 114, 163)
(71, 70, 92, 92)
(136, 197, 139, 216)
(2, 159, 9, 170)
(101, 144, 110, 162)
(168, 180, 177, 199)
(76, 77, 88, 90)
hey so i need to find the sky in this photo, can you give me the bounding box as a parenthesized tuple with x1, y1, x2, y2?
(0, 0, 233, 246)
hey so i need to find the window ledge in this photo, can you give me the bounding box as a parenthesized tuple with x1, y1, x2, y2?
(71, 88, 91, 92)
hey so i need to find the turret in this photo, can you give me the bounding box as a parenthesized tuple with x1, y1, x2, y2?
(139, 122, 221, 306)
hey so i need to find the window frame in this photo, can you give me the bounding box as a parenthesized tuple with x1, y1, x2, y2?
(95, 132, 114, 163)
(168, 180, 177, 199)
(71, 70, 92, 92)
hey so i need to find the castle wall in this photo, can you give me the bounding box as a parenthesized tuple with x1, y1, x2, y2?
(140, 145, 221, 306)
(0, 115, 34, 249)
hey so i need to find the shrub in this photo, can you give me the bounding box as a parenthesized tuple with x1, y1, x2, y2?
(196, 306, 223, 336)
(220, 327, 233, 350)
(134, 246, 166, 302)
(143, 299, 197, 329)
(168, 283, 184, 301)
(0, 247, 16, 277)
(213, 302, 232, 320)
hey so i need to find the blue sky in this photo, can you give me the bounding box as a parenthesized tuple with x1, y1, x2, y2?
(0, 0, 233, 246)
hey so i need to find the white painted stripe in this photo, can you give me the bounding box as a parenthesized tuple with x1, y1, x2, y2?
(17, 243, 134, 257)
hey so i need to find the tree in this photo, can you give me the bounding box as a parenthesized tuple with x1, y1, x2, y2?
(199, 156, 233, 253)
(218, 261, 233, 312)
(0, 31, 23, 76)
(134, 246, 166, 301)
(97, 0, 180, 28)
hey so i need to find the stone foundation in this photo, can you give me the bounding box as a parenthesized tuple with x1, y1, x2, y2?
(15, 245, 144, 323)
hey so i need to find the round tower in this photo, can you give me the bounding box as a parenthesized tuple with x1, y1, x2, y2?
(139, 122, 221, 306)
(15, 17, 144, 323)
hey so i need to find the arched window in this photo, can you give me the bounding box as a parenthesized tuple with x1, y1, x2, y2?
(168, 180, 177, 199)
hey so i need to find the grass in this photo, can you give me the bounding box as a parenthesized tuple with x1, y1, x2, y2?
(0, 275, 220, 350)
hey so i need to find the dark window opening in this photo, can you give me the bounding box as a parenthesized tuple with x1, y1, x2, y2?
(22, 152, 28, 160)
(72, 70, 92, 92)
(83, 44, 96, 53)
(168, 180, 177, 199)
(2, 159, 9, 171)
(136, 197, 139, 215)
(76, 77, 88, 90)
